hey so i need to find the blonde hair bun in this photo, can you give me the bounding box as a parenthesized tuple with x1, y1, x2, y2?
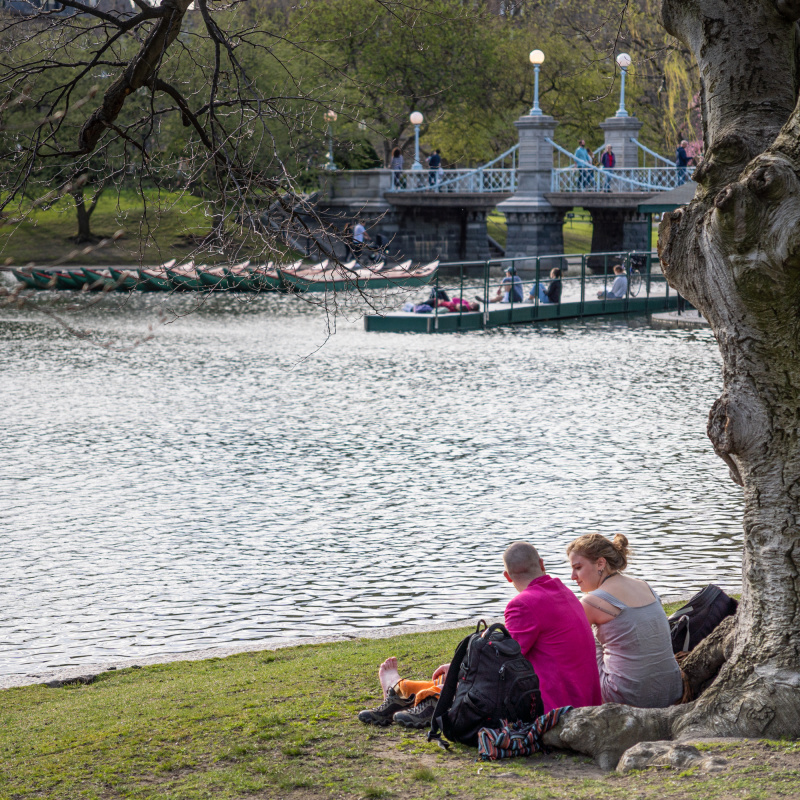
(566, 533, 630, 572)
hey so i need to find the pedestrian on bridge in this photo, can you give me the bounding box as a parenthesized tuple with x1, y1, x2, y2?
(391, 148, 404, 188)
(600, 145, 615, 192)
(574, 139, 594, 190)
(427, 149, 442, 188)
(675, 140, 690, 185)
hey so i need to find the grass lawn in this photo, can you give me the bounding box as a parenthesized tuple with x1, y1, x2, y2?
(1, 600, 797, 800)
(0, 189, 263, 267)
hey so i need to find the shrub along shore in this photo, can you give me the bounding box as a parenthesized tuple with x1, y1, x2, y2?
(2, 601, 798, 800)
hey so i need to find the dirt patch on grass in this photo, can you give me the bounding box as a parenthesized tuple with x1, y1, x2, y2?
(362, 728, 800, 799)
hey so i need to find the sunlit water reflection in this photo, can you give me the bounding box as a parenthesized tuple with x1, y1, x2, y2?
(0, 288, 742, 674)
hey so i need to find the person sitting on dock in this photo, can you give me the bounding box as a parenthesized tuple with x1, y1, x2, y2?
(531, 268, 563, 304)
(357, 541, 601, 729)
(596, 265, 628, 299)
(488, 266, 524, 304)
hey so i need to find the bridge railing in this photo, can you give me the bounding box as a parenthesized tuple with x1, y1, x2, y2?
(389, 143, 519, 194)
(390, 167, 516, 193)
(551, 165, 695, 193)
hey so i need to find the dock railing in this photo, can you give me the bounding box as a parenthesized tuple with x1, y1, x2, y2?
(425, 250, 670, 331)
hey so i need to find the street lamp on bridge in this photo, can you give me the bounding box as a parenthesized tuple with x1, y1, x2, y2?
(324, 110, 338, 170)
(529, 49, 545, 116)
(615, 53, 632, 117)
(410, 111, 424, 170)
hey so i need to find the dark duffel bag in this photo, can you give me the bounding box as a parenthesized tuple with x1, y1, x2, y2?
(668, 584, 738, 654)
(427, 620, 543, 749)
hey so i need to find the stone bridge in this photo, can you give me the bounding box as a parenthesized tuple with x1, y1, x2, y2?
(317, 112, 691, 267)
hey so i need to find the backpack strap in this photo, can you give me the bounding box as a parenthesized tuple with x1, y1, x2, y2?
(427, 621, 486, 749)
(483, 622, 511, 639)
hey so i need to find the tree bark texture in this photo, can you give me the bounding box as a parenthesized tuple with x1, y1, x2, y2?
(546, 0, 800, 767)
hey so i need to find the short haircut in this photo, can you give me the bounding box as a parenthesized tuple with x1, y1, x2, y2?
(551, 267, 562, 278)
(503, 541, 541, 576)
(614, 265, 625, 273)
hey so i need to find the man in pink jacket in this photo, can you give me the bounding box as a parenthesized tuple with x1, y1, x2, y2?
(503, 540, 601, 711)
(358, 540, 601, 728)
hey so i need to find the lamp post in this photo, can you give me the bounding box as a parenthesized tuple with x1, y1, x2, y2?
(529, 49, 545, 116)
(615, 53, 631, 117)
(410, 111, 424, 171)
(324, 109, 337, 170)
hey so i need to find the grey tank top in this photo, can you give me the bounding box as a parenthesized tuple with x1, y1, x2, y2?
(590, 584, 683, 708)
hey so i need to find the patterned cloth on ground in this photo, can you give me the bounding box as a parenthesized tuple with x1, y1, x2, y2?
(476, 706, 573, 761)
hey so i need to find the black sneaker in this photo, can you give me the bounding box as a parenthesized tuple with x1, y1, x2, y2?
(393, 695, 438, 729)
(357, 688, 414, 726)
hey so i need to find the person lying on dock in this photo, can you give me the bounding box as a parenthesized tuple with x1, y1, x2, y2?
(487, 266, 524, 303)
(596, 265, 628, 299)
(433, 297, 480, 312)
(401, 298, 479, 313)
(530, 268, 563, 304)
(357, 541, 601, 729)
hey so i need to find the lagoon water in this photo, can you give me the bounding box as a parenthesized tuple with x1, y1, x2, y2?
(0, 287, 743, 675)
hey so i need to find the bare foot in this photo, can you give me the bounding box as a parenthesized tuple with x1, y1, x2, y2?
(378, 657, 401, 699)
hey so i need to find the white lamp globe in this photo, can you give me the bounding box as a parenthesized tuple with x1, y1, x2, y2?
(409, 111, 424, 126)
(324, 110, 337, 122)
(529, 49, 545, 65)
(616, 53, 632, 69)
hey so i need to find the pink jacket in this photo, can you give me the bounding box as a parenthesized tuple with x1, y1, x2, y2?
(505, 575, 602, 712)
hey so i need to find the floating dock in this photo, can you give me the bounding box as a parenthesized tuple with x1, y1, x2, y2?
(365, 249, 681, 334)
(366, 294, 680, 333)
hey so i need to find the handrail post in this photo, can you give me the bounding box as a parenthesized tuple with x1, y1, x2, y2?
(484, 259, 490, 328)
(624, 251, 630, 312)
(580, 254, 586, 314)
(434, 269, 439, 331)
(459, 262, 464, 326)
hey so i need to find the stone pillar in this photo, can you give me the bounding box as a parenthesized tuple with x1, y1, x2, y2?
(497, 114, 564, 261)
(599, 116, 643, 168)
(588, 208, 651, 271)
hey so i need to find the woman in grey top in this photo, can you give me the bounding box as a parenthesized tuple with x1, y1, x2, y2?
(566, 533, 683, 708)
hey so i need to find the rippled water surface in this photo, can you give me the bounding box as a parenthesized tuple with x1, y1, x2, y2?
(0, 288, 743, 675)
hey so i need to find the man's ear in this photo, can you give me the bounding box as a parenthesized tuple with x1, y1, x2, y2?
(539, 558, 545, 574)
(503, 570, 512, 583)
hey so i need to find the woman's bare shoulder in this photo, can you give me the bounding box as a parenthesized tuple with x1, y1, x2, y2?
(613, 574, 657, 607)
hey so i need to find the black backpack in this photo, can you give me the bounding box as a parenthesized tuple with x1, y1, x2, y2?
(427, 620, 543, 749)
(668, 584, 738, 654)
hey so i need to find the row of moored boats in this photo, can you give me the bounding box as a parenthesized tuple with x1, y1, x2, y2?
(11, 259, 439, 294)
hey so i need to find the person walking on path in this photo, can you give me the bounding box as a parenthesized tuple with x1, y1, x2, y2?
(675, 140, 690, 185)
(390, 148, 404, 189)
(427, 149, 442, 188)
(574, 139, 594, 190)
(352, 219, 370, 265)
(600, 145, 615, 192)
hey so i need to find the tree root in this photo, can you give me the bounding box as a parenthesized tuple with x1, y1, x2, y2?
(540, 616, 800, 770)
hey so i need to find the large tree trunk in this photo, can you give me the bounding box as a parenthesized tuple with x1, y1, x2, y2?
(544, 0, 800, 768)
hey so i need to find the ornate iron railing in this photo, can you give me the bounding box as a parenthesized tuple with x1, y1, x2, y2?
(389, 144, 518, 194)
(551, 166, 695, 192)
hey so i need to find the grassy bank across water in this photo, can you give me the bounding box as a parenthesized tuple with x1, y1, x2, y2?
(1, 603, 797, 800)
